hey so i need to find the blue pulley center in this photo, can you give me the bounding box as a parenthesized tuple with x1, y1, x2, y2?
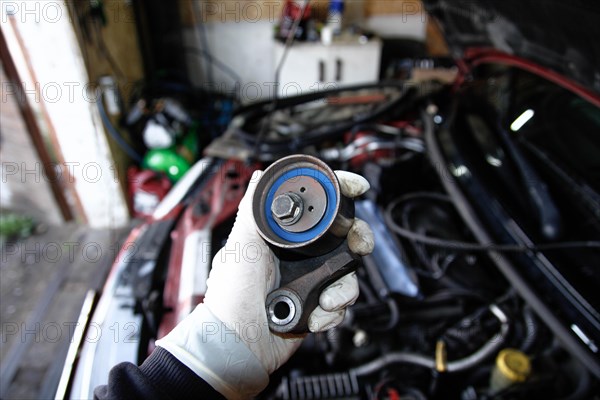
(265, 168, 337, 243)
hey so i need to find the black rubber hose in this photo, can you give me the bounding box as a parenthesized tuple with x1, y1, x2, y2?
(520, 306, 538, 353)
(384, 197, 600, 252)
(97, 90, 143, 163)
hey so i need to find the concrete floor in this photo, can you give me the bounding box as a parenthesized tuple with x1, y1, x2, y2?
(0, 223, 131, 399)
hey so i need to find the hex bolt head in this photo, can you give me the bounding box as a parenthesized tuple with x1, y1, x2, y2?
(271, 192, 304, 226)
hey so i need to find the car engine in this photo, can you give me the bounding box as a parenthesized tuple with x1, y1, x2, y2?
(203, 73, 599, 399)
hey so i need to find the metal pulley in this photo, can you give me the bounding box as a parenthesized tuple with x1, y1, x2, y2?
(253, 155, 361, 333)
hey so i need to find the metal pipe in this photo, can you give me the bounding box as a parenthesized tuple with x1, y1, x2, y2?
(352, 305, 510, 376)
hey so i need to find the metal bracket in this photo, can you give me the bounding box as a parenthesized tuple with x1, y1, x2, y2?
(266, 242, 361, 333)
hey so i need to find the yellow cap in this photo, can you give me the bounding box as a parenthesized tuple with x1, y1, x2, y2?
(496, 349, 531, 383)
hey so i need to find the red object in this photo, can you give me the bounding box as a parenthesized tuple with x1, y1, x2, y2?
(284, 0, 311, 20)
(278, 0, 311, 41)
(344, 131, 402, 169)
(458, 48, 600, 109)
(128, 167, 172, 219)
(156, 160, 260, 340)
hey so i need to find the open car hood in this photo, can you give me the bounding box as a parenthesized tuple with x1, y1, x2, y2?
(423, 0, 600, 96)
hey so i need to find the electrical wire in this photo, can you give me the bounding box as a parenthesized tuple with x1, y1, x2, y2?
(321, 136, 425, 162)
(97, 89, 143, 163)
(189, 1, 225, 137)
(385, 195, 600, 253)
(190, 2, 214, 88)
(382, 298, 400, 330)
(252, 0, 311, 158)
(273, 0, 311, 101)
(423, 107, 600, 377)
(240, 84, 412, 147)
(351, 304, 509, 375)
(238, 91, 413, 161)
(91, 20, 126, 83)
(397, 192, 466, 281)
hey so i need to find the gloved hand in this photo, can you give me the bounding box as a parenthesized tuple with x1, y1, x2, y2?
(156, 169, 374, 399)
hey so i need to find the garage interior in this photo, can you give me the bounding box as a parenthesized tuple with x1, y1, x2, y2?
(1, 1, 600, 399)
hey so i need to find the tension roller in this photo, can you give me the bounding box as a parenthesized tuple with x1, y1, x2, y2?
(253, 155, 361, 333)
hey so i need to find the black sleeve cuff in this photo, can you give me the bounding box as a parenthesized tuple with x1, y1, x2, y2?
(140, 347, 227, 400)
(94, 347, 227, 400)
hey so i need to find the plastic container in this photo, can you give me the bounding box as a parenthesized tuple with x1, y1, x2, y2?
(327, 0, 344, 35)
(490, 349, 532, 392)
(128, 167, 172, 218)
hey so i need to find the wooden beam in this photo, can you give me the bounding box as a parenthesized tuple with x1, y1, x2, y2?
(365, 0, 424, 17)
(0, 27, 74, 221)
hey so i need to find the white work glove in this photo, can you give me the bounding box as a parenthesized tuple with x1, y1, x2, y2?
(156, 169, 374, 399)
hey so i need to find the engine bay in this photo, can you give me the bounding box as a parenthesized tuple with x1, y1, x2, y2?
(202, 62, 600, 399)
(260, 151, 591, 400)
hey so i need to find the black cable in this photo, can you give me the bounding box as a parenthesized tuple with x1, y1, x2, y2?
(385, 194, 600, 252)
(241, 84, 412, 146)
(97, 90, 143, 163)
(190, 2, 214, 88)
(273, 0, 310, 103)
(239, 90, 413, 161)
(398, 192, 462, 281)
(190, 2, 222, 137)
(383, 298, 400, 330)
(91, 21, 126, 83)
(399, 197, 441, 275)
(252, 0, 311, 158)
